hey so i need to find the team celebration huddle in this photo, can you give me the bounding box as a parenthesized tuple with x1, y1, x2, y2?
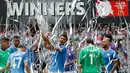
(0, 0, 129, 73)
(0, 30, 128, 73)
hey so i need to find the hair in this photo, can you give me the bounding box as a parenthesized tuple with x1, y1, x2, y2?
(18, 44, 26, 49)
(1, 37, 10, 41)
(13, 35, 20, 39)
(61, 32, 68, 41)
(86, 39, 94, 44)
(104, 34, 112, 42)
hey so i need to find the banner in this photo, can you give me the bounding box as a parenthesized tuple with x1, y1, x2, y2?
(96, 0, 129, 17)
(0, 0, 86, 25)
(0, 0, 130, 25)
(109, 0, 129, 16)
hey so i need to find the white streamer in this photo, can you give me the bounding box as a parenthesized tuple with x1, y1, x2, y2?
(52, 13, 65, 35)
(72, 0, 77, 9)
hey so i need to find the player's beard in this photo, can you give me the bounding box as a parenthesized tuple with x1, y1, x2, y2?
(14, 44, 19, 48)
(102, 45, 107, 49)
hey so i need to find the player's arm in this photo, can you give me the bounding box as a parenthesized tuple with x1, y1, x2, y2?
(42, 33, 54, 50)
(24, 61, 30, 73)
(42, 33, 62, 51)
(1, 62, 10, 72)
(100, 51, 106, 72)
(54, 46, 63, 52)
(65, 60, 76, 66)
(110, 59, 118, 73)
(79, 49, 83, 73)
(42, 33, 65, 51)
(110, 52, 118, 73)
(42, 33, 51, 45)
(23, 54, 30, 73)
(4, 55, 11, 71)
(6, 62, 10, 70)
(79, 49, 84, 64)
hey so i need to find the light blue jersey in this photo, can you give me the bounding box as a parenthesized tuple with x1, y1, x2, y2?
(49, 44, 67, 73)
(8, 51, 27, 73)
(26, 49, 36, 67)
(8, 45, 17, 53)
(102, 48, 118, 73)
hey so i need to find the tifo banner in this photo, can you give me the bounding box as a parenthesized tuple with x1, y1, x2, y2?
(96, 0, 129, 17)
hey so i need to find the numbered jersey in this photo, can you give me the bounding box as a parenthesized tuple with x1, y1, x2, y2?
(8, 51, 27, 73)
(79, 45, 105, 73)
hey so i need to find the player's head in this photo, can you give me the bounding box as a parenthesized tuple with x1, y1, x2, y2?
(13, 35, 20, 47)
(18, 44, 26, 52)
(0, 37, 10, 50)
(59, 32, 68, 45)
(86, 39, 94, 45)
(103, 34, 112, 43)
(102, 34, 112, 48)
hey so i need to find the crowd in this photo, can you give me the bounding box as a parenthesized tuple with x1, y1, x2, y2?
(0, 26, 128, 73)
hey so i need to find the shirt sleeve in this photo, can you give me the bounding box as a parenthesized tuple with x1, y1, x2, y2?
(100, 51, 105, 66)
(79, 49, 84, 64)
(6, 49, 11, 55)
(60, 46, 66, 52)
(113, 51, 118, 60)
(7, 55, 11, 63)
(8, 47, 12, 53)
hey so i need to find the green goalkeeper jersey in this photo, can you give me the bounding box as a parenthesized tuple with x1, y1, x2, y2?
(79, 45, 105, 73)
(0, 49, 11, 73)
